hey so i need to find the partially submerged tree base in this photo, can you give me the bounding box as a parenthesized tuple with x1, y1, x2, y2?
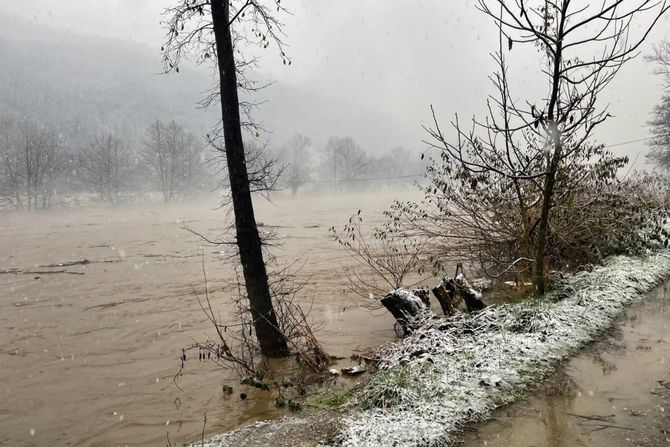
(174, 257, 329, 395)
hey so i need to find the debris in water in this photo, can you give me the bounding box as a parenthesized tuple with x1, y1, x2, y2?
(341, 365, 366, 376)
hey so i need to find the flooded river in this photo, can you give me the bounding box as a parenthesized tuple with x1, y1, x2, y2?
(8, 188, 668, 447)
(0, 189, 416, 446)
(463, 283, 670, 447)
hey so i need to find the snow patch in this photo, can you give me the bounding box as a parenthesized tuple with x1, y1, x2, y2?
(333, 251, 670, 446)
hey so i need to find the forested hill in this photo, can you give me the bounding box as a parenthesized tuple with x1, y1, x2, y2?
(0, 15, 215, 142)
(0, 15, 415, 152)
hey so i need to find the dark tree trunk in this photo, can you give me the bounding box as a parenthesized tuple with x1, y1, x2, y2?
(534, 18, 565, 296)
(432, 283, 456, 316)
(456, 279, 486, 313)
(210, 0, 289, 357)
(533, 174, 552, 294)
(533, 129, 561, 295)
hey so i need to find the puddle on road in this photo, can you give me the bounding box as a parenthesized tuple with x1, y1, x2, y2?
(462, 283, 670, 447)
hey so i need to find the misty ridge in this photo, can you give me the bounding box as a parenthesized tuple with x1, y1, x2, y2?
(0, 14, 422, 209)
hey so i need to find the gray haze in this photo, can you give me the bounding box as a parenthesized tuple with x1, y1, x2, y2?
(2, 0, 669, 164)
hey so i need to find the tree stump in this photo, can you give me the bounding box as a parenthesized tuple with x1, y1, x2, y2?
(455, 274, 486, 312)
(432, 274, 486, 316)
(432, 283, 456, 316)
(412, 288, 431, 308)
(381, 272, 486, 335)
(381, 288, 431, 336)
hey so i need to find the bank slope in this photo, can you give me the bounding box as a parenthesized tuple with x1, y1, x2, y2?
(335, 251, 670, 446)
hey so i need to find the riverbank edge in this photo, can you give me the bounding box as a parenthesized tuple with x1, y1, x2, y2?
(194, 249, 670, 446)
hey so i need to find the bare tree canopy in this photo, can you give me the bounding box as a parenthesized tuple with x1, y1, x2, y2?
(646, 40, 670, 169)
(76, 133, 134, 204)
(322, 136, 369, 191)
(394, 0, 670, 293)
(0, 114, 65, 210)
(142, 120, 204, 203)
(276, 133, 313, 195)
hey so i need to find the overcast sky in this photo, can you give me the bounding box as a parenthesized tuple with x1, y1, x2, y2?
(3, 0, 669, 165)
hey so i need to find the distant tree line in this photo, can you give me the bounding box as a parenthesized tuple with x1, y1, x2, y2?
(271, 133, 426, 194)
(0, 115, 64, 210)
(0, 112, 425, 210)
(0, 113, 208, 209)
(647, 39, 670, 169)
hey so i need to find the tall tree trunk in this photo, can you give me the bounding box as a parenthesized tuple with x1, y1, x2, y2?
(534, 9, 566, 296)
(533, 127, 561, 294)
(210, 0, 289, 357)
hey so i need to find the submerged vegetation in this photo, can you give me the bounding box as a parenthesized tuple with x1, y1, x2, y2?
(308, 388, 351, 410)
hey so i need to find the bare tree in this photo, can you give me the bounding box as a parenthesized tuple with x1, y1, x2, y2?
(20, 121, 64, 210)
(646, 40, 670, 168)
(211, 138, 284, 202)
(331, 212, 430, 307)
(180, 131, 206, 195)
(0, 114, 23, 209)
(143, 120, 176, 203)
(277, 133, 313, 194)
(321, 136, 368, 192)
(0, 116, 65, 210)
(143, 120, 203, 203)
(419, 0, 669, 293)
(76, 133, 134, 204)
(162, 0, 290, 356)
(371, 146, 424, 185)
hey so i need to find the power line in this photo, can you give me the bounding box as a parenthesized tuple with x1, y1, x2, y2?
(604, 135, 657, 148)
(304, 173, 424, 185)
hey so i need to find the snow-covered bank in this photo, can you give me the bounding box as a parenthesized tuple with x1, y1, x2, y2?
(334, 250, 670, 446)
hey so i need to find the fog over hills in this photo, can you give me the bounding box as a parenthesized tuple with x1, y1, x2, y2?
(0, 15, 211, 140)
(0, 14, 416, 153)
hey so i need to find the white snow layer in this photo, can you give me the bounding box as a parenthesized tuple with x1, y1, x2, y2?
(332, 250, 670, 446)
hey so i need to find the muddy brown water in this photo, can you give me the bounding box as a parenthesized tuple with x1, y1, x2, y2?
(0, 190, 420, 447)
(462, 283, 670, 447)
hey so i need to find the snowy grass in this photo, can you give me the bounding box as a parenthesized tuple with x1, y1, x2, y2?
(332, 250, 670, 446)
